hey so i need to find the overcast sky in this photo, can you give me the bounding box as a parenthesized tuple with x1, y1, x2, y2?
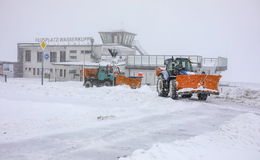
(0, 0, 259, 83)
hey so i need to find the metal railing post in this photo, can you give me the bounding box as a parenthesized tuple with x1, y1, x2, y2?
(156, 55, 157, 67)
(148, 55, 150, 66)
(141, 56, 142, 66)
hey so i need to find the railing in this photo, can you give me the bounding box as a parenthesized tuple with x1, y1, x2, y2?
(101, 55, 227, 72)
(202, 57, 228, 71)
(202, 57, 228, 67)
(133, 40, 148, 56)
(126, 55, 203, 67)
(202, 58, 218, 67)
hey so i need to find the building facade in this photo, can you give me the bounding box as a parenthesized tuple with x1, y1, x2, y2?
(15, 30, 228, 85)
(17, 31, 138, 81)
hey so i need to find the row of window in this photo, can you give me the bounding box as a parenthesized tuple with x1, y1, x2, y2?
(25, 50, 65, 62)
(25, 50, 91, 62)
(24, 67, 66, 78)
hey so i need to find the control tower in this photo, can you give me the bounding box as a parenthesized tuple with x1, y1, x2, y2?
(99, 30, 147, 55)
(99, 30, 136, 47)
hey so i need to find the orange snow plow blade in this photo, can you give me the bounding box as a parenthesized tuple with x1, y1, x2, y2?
(115, 75, 142, 89)
(176, 75, 221, 95)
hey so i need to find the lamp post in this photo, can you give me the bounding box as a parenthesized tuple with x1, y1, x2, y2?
(41, 52, 44, 85)
(40, 41, 47, 85)
(90, 38, 94, 60)
(83, 38, 94, 86)
(83, 48, 86, 85)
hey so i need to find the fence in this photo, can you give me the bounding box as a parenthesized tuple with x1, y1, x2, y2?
(126, 55, 203, 67)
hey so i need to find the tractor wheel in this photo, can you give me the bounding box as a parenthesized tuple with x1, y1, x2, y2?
(169, 79, 178, 100)
(182, 94, 192, 98)
(157, 75, 169, 97)
(84, 80, 93, 88)
(198, 93, 208, 101)
(103, 80, 112, 87)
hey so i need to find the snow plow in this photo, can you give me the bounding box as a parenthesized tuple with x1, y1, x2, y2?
(156, 58, 221, 101)
(82, 65, 142, 89)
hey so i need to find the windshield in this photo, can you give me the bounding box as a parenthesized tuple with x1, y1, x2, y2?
(174, 60, 193, 71)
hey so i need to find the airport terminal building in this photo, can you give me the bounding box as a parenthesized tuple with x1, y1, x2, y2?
(14, 30, 228, 85)
(17, 31, 139, 81)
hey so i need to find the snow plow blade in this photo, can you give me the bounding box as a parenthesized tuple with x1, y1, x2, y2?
(176, 75, 221, 95)
(115, 75, 142, 89)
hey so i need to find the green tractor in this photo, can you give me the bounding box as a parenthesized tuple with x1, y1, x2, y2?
(83, 65, 122, 87)
(82, 49, 143, 88)
(82, 65, 142, 88)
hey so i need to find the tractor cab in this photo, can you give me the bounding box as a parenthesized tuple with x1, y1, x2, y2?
(97, 65, 123, 82)
(156, 57, 221, 101)
(165, 58, 193, 76)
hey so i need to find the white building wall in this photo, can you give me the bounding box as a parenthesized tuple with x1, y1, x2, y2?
(19, 44, 136, 81)
(21, 45, 95, 80)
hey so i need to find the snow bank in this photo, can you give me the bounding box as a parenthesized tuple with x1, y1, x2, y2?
(218, 82, 260, 107)
(0, 78, 197, 143)
(120, 113, 260, 160)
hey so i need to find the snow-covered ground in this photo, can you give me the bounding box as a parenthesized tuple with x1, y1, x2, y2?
(217, 81, 260, 107)
(0, 78, 259, 160)
(121, 113, 260, 160)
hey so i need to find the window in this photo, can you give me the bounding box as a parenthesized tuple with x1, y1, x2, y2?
(60, 51, 66, 62)
(69, 50, 77, 54)
(69, 69, 76, 74)
(81, 50, 91, 54)
(37, 68, 40, 75)
(70, 56, 77, 59)
(37, 52, 43, 62)
(50, 52, 57, 62)
(60, 69, 63, 77)
(113, 35, 118, 43)
(25, 67, 27, 70)
(64, 69, 66, 78)
(33, 68, 36, 75)
(29, 68, 31, 71)
(25, 50, 31, 62)
(50, 68, 53, 73)
(167, 62, 173, 70)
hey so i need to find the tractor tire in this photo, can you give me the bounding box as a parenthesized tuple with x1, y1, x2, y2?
(84, 80, 93, 88)
(157, 75, 169, 97)
(198, 93, 208, 101)
(181, 94, 193, 98)
(169, 79, 178, 100)
(103, 80, 112, 87)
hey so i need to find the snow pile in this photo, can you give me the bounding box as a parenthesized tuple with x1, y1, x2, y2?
(177, 86, 219, 94)
(218, 82, 260, 107)
(0, 78, 197, 143)
(121, 113, 260, 160)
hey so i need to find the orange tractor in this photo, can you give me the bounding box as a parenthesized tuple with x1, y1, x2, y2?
(156, 58, 221, 101)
